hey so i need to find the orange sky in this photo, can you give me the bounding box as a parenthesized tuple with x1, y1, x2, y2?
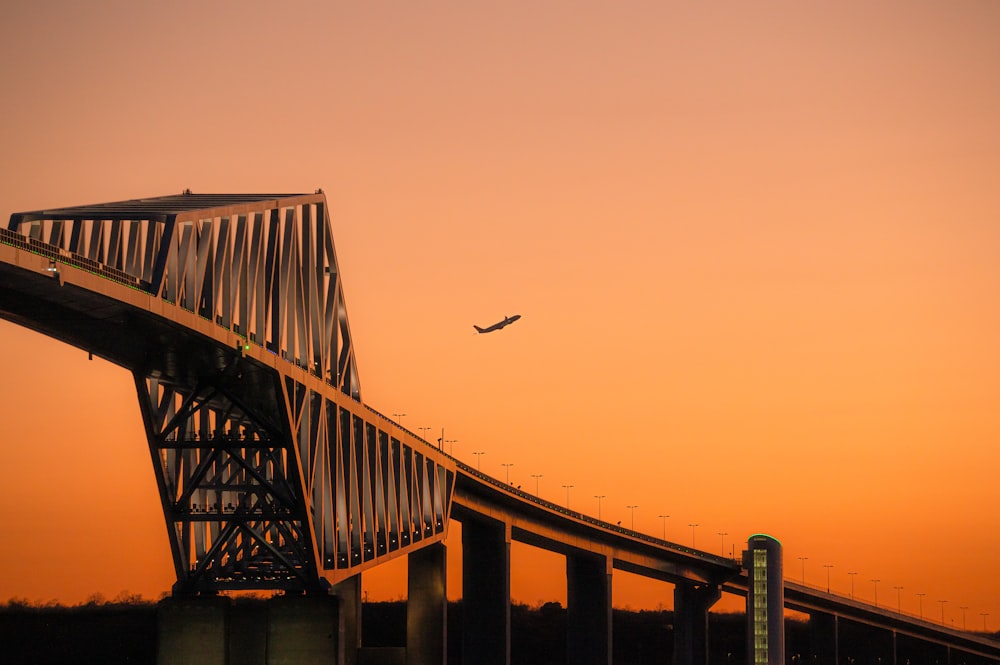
(1, 1, 998, 629)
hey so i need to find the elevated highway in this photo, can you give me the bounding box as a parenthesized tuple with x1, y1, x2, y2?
(2, 192, 996, 665)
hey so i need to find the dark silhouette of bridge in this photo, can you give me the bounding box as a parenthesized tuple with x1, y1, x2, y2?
(1, 193, 997, 665)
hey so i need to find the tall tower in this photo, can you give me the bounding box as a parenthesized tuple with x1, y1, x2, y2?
(744, 534, 785, 665)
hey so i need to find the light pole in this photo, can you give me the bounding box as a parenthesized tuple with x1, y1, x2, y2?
(798, 557, 808, 585)
(938, 599, 948, 624)
(981, 612, 989, 631)
(959, 606, 968, 630)
(848, 572, 858, 600)
(717, 532, 728, 557)
(871, 579, 880, 607)
(657, 515, 669, 540)
(417, 426, 432, 440)
(445, 439, 458, 455)
(501, 463, 514, 484)
(393, 412, 406, 425)
(562, 484, 574, 508)
(626, 505, 638, 530)
(531, 474, 543, 495)
(594, 495, 605, 520)
(893, 586, 903, 613)
(823, 564, 833, 593)
(916, 593, 926, 618)
(472, 451, 485, 471)
(688, 523, 699, 548)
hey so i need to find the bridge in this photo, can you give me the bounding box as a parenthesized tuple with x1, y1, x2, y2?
(1, 192, 996, 665)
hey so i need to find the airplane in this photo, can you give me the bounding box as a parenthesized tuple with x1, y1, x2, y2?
(473, 314, 521, 334)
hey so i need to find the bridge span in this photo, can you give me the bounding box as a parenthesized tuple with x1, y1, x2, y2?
(1, 193, 996, 665)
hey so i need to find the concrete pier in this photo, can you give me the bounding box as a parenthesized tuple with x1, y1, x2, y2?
(672, 582, 720, 665)
(566, 552, 612, 665)
(461, 516, 511, 665)
(156, 594, 340, 665)
(407, 542, 448, 665)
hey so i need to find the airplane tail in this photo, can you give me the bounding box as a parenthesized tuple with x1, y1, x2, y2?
(473, 325, 485, 333)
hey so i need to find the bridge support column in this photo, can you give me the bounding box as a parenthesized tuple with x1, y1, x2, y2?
(408, 542, 448, 665)
(333, 575, 362, 665)
(808, 611, 839, 665)
(156, 594, 340, 665)
(461, 516, 511, 665)
(157, 596, 230, 665)
(672, 582, 721, 665)
(566, 552, 612, 665)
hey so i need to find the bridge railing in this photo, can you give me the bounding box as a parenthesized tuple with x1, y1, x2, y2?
(0, 226, 148, 291)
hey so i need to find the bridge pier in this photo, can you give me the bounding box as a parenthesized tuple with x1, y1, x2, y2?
(333, 576, 362, 665)
(461, 516, 511, 665)
(672, 582, 721, 665)
(566, 552, 612, 665)
(808, 611, 839, 665)
(407, 542, 448, 665)
(156, 594, 340, 665)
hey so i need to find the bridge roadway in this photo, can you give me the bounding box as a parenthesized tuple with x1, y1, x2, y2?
(2, 195, 998, 665)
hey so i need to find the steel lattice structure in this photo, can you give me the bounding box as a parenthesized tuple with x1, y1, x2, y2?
(1, 192, 454, 593)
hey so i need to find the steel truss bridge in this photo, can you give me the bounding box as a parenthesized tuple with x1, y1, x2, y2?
(1, 192, 997, 665)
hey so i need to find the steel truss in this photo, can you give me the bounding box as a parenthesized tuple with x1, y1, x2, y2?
(4, 192, 455, 593)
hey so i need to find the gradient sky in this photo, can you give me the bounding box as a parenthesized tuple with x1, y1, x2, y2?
(1, 1, 998, 628)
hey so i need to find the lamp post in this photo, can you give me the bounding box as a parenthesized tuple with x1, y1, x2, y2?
(959, 606, 968, 630)
(417, 426, 432, 440)
(393, 412, 406, 425)
(688, 523, 699, 548)
(871, 579, 880, 607)
(938, 599, 948, 624)
(531, 474, 543, 495)
(472, 451, 485, 471)
(562, 484, 574, 508)
(657, 515, 669, 540)
(717, 532, 728, 557)
(848, 572, 858, 600)
(445, 439, 458, 455)
(981, 612, 989, 631)
(594, 495, 605, 520)
(626, 505, 638, 530)
(823, 564, 833, 593)
(798, 557, 808, 585)
(501, 463, 514, 484)
(916, 593, 926, 618)
(893, 586, 903, 613)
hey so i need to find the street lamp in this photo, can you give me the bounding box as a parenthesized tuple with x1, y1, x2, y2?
(657, 515, 669, 540)
(871, 579, 880, 607)
(593, 495, 606, 520)
(562, 484, 574, 508)
(626, 505, 638, 530)
(392, 412, 406, 425)
(472, 451, 485, 471)
(916, 593, 926, 618)
(823, 564, 833, 593)
(501, 463, 514, 484)
(848, 572, 858, 600)
(959, 606, 968, 630)
(445, 439, 458, 455)
(688, 523, 699, 548)
(717, 532, 728, 557)
(417, 426, 432, 440)
(531, 474, 543, 495)
(798, 557, 808, 585)
(893, 586, 903, 613)
(938, 600, 948, 625)
(981, 612, 989, 631)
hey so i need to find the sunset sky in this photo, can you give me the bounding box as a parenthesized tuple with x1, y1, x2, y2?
(1, 1, 998, 628)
